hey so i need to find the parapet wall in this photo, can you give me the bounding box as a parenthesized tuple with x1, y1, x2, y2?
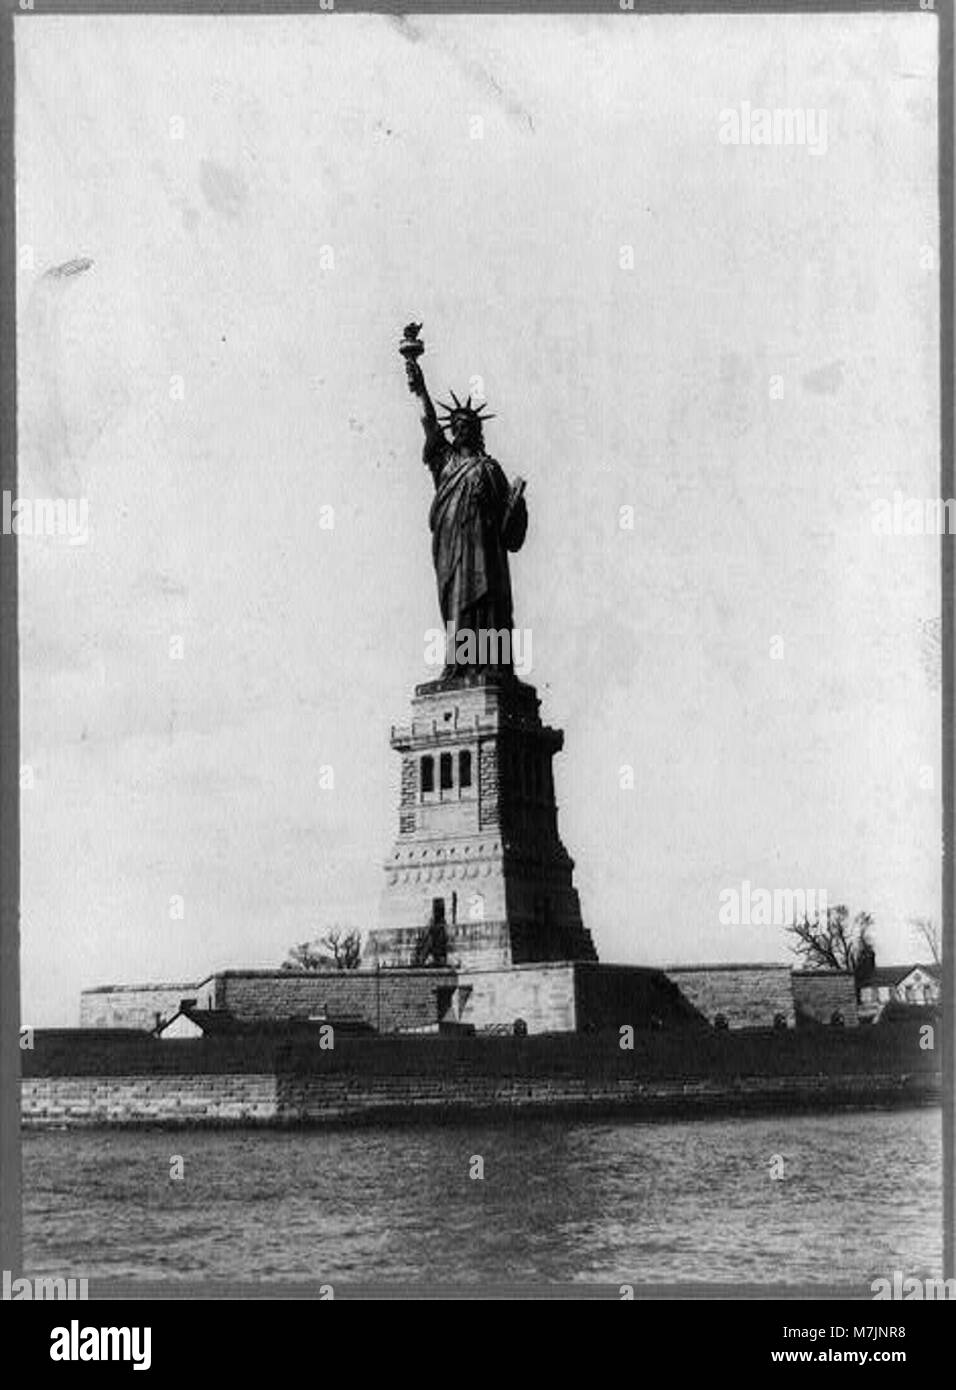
(791, 971, 860, 1026)
(663, 965, 795, 1030)
(79, 963, 858, 1037)
(455, 963, 577, 1033)
(574, 964, 708, 1032)
(214, 969, 456, 1033)
(79, 982, 206, 1031)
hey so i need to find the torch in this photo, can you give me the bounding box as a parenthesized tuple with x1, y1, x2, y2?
(399, 321, 425, 392)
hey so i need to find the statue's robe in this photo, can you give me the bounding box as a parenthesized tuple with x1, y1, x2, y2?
(424, 431, 526, 647)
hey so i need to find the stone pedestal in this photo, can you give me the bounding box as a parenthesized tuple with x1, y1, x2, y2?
(364, 669, 597, 970)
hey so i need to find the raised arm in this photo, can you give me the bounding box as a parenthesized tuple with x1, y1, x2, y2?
(405, 357, 446, 464)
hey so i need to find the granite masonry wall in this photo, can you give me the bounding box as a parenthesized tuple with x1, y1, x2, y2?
(24, 1074, 277, 1125)
(276, 1069, 935, 1124)
(79, 971, 456, 1035)
(574, 964, 709, 1032)
(80, 964, 859, 1037)
(455, 963, 577, 1033)
(79, 982, 207, 1031)
(663, 965, 795, 1029)
(214, 969, 457, 1033)
(21, 1026, 939, 1127)
(791, 971, 860, 1026)
(453, 962, 716, 1036)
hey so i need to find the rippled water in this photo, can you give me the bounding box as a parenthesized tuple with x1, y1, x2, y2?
(23, 1109, 941, 1286)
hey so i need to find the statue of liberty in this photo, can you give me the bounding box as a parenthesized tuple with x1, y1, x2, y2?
(400, 325, 527, 674)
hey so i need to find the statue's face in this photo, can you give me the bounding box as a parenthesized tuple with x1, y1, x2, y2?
(451, 415, 482, 451)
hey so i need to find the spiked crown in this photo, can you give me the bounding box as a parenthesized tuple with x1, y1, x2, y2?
(435, 390, 496, 432)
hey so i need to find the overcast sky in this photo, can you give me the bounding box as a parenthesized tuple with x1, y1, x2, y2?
(16, 11, 940, 1025)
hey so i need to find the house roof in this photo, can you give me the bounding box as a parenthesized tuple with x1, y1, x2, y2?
(861, 964, 939, 988)
(165, 1006, 376, 1037)
(153, 1007, 204, 1035)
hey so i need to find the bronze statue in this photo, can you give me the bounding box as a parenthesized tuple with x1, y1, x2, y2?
(401, 325, 527, 672)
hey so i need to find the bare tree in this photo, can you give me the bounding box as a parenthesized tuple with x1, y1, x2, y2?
(281, 928, 362, 972)
(785, 905, 876, 998)
(280, 941, 334, 972)
(910, 916, 940, 966)
(320, 928, 362, 971)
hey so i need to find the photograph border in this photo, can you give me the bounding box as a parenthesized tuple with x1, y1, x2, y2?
(1, 0, 952, 1300)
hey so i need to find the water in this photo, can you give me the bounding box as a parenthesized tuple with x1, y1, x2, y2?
(23, 1109, 941, 1286)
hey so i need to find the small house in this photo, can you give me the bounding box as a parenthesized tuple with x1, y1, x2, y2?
(858, 964, 940, 1022)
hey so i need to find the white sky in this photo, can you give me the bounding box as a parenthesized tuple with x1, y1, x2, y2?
(15, 12, 941, 1025)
